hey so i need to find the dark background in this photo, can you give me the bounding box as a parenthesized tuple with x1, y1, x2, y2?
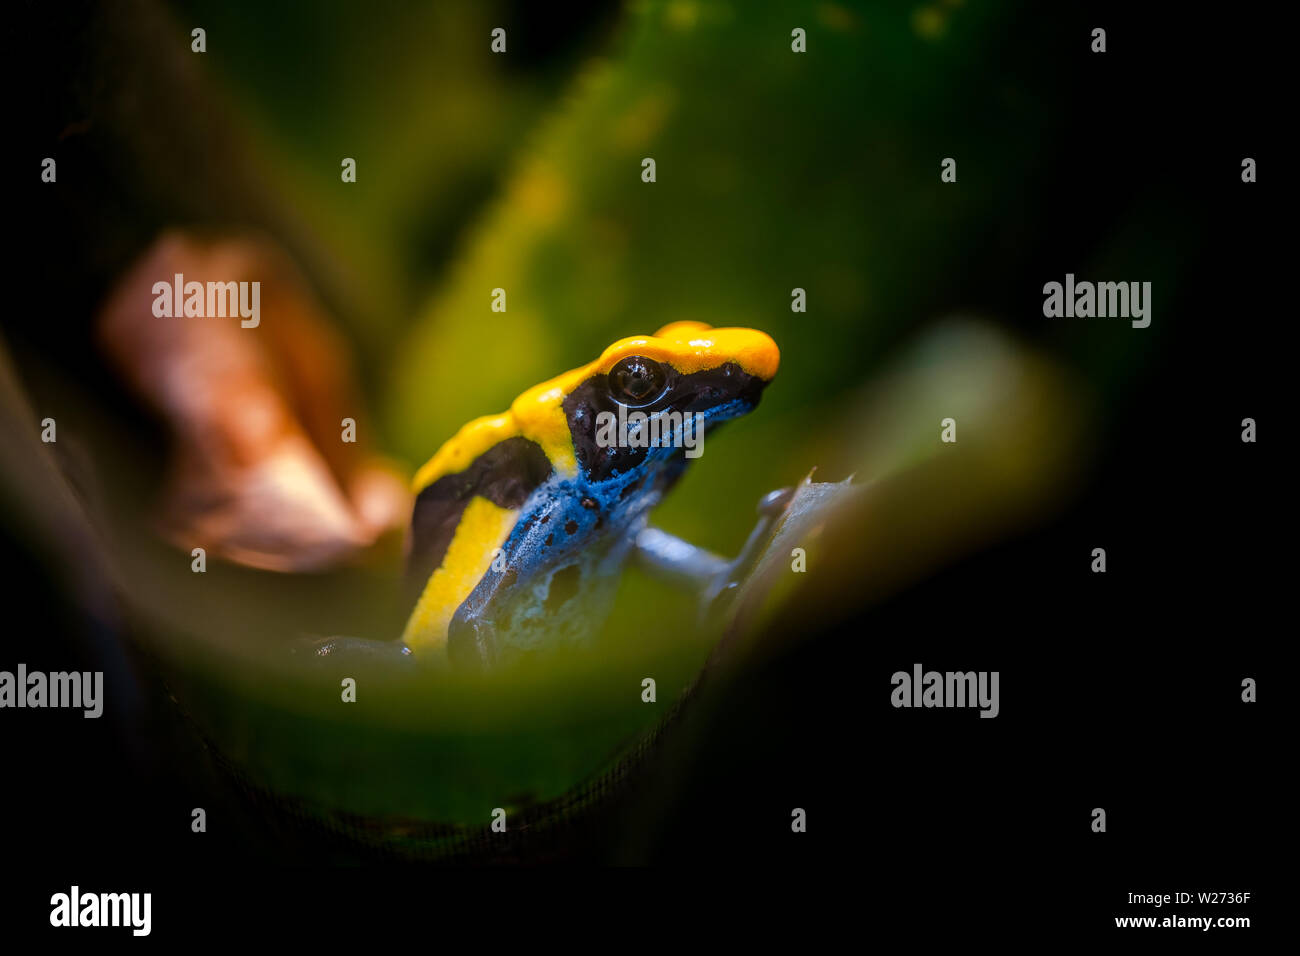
(3, 0, 1280, 940)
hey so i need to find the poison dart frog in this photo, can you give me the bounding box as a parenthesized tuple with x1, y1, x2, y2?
(315, 321, 789, 668)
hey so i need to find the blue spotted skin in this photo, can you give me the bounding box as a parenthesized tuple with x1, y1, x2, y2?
(446, 396, 757, 662)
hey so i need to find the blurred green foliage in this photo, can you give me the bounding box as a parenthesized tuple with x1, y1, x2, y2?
(173, 0, 1178, 552)
(127, 0, 1179, 828)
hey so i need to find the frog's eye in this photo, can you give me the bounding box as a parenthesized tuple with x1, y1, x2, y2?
(608, 356, 667, 406)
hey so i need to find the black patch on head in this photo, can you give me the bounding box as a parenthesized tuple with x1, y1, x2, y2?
(564, 519, 578, 534)
(406, 436, 552, 601)
(562, 361, 766, 482)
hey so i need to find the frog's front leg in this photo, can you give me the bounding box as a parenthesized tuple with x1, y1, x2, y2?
(634, 486, 794, 605)
(445, 529, 535, 670)
(446, 492, 612, 668)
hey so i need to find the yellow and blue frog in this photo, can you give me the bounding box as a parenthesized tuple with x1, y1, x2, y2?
(315, 321, 786, 668)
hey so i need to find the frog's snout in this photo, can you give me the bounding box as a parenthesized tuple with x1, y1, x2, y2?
(736, 327, 780, 383)
(649, 321, 780, 383)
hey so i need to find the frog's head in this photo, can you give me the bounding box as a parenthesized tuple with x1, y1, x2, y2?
(511, 321, 780, 488)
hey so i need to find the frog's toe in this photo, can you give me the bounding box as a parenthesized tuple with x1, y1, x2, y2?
(757, 486, 795, 518)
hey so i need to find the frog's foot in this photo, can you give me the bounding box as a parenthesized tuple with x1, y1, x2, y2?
(293, 635, 417, 666)
(634, 485, 795, 608)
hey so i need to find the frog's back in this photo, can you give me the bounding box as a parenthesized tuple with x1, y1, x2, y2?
(403, 417, 554, 651)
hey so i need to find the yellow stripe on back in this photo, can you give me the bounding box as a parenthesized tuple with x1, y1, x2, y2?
(412, 412, 518, 494)
(401, 495, 519, 651)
